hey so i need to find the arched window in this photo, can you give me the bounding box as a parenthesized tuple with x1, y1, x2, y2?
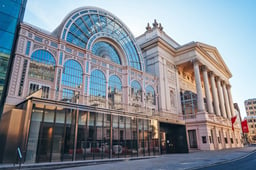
(62, 60, 83, 88)
(109, 75, 122, 93)
(146, 85, 155, 105)
(108, 75, 122, 106)
(28, 49, 56, 82)
(92, 42, 121, 64)
(90, 70, 106, 98)
(131, 80, 142, 102)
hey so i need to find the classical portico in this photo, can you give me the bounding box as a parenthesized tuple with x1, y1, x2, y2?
(136, 23, 243, 151)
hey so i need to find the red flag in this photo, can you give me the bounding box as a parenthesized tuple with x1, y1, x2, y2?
(241, 120, 249, 133)
(231, 116, 237, 131)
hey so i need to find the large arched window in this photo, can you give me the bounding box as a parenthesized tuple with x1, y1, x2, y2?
(28, 49, 56, 82)
(92, 42, 121, 64)
(61, 8, 144, 70)
(131, 80, 142, 102)
(62, 60, 83, 88)
(90, 70, 106, 98)
(146, 85, 155, 105)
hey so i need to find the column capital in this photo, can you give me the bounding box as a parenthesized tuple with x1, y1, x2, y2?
(192, 58, 200, 64)
(209, 71, 214, 76)
(215, 76, 220, 81)
(200, 65, 208, 72)
(226, 84, 232, 89)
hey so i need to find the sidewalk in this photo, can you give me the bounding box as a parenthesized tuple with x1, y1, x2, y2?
(1, 146, 256, 170)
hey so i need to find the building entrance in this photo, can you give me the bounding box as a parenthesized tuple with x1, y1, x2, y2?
(159, 122, 188, 154)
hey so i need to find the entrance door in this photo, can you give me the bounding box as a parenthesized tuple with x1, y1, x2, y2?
(160, 132, 166, 154)
(188, 130, 198, 148)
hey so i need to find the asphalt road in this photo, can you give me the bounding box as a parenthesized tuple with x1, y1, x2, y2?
(196, 151, 256, 170)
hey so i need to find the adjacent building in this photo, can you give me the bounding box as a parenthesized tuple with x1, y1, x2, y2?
(0, 6, 242, 163)
(0, 0, 27, 117)
(244, 98, 256, 143)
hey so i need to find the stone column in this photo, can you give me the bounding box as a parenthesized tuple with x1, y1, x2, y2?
(175, 66, 182, 114)
(193, 60, 205, 112)
(223, 82, 231, 119)
(209, 72, 221, 116)
(216, 77, 226, 118)
(227, 85, 235, 117)
(202, 66, 213, 113)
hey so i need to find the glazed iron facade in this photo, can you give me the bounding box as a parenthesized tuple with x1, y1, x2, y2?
(0, 7, 188, 163)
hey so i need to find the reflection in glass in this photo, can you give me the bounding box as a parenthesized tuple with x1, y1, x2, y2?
(89, 70, 106, 107)
(92, 42, 121, 64)
(62, 59, 83, 88)
(28, 50, 56, 82)
(146, 85, 155, 105)
(63, 10, 142, 70)
(108, 75, 122, 108)
(131, 80, 142, 102)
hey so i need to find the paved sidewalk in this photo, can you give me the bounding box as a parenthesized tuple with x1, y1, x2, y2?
(61, 146, 256, 170)
(1, 146, 255, 170)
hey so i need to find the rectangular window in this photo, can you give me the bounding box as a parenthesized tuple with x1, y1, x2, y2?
(25, 41, 31, 55)
(65, 47, 72, 53)
(50, 42, 58, 48)
(224, 137, 228, 144)
(84, 77, 88, 94)
(29, 83, 50, 99)
(91, 58, 96, 63)
(29, 83, 39, 95)
(34, 36, 42, 42)
(86, 61, 89, 73)
(42, 86, 50, 99)
(59, 52, 63, 65)
(18, 59, 28, 96)
(202, 136, 207, 143)
(78, 52, 84, 57)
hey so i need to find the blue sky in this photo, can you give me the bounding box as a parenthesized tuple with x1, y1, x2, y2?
(24, 0, 256, 119)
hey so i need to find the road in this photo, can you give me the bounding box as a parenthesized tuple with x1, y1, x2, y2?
(195, 151, 256, 170)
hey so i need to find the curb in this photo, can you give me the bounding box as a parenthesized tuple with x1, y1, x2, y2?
(186, 148, 256, 170)
(0, 156, 158, 170)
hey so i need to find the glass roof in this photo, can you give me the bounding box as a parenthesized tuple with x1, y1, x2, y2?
(61, 8, 143, 70)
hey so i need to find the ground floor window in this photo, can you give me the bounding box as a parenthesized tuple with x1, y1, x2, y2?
(25, 102, 160, 163)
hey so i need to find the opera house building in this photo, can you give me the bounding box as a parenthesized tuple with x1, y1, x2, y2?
(0, 7, 242, 163)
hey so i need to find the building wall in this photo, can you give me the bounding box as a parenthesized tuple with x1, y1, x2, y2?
(137, 20, 243, 151)
(0, 0, 27, 116)
(244, 98, 256, 143)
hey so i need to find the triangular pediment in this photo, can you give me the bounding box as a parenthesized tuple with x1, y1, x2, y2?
(197, 42, 232, 77)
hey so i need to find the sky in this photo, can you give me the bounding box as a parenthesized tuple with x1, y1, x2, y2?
(23, 0, 256, 119)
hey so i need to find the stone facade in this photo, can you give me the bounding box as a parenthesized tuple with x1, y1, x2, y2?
(137, 20, 243, 150)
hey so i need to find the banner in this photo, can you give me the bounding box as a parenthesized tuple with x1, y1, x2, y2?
(241, 120, 249, 133)
(231, 116, 237, 131)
